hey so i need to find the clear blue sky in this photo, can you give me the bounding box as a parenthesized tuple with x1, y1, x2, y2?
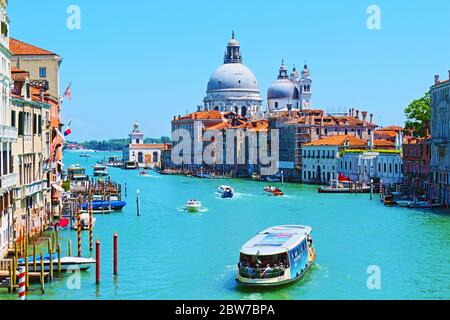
(9, 0, 450, 141)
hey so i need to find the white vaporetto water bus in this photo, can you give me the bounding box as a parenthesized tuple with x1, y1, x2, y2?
(236, 225, 316, 286)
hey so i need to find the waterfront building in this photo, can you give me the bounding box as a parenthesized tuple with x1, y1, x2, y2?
(267, 61, 312, 113)
(270, 108, 377, 181)
(170, 110, 268, 176)
(302, 135, 367, 184)
(11, 67, 52, 240)
(123, 121, 171, 168)
(338, 136, 402, 185)
(10, 38, 64, 223)
(202, 32, 263, 119)
(9, 38, 62, 99)
(0, 0, 17, 258)
(429, 71, 450, 203)
(402, 136, 431, 197)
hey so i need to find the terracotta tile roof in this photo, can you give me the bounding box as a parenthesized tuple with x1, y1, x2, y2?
(11, 66, 29, 81)
(10, 38, 56, 56)
(373, 139, 394, 147)
(378, 126, 404, 131)
(304, 135, 367, 147)
(175, 110, 223, 121)
(374, 130, 397, 138)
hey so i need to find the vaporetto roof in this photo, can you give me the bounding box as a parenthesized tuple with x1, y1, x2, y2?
(240, 225, 312, 256)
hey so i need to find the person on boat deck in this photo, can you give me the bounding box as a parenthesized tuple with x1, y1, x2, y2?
(261, 264, 273, 278)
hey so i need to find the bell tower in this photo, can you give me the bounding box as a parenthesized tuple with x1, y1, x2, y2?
(129, 120, 144, 145)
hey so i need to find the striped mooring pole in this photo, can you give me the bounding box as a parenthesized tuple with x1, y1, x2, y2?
(77, 207, 82, 257)
(89, 201, 93, 251)
(18, 267, 26, 300)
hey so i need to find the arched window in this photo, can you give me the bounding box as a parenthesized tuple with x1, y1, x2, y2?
(235, 106, 239, 114)
(138, 152, 143, 163)
(153, 152, 159, 163)
(214, 106, 219, 111)
(241, 106, 247, 117)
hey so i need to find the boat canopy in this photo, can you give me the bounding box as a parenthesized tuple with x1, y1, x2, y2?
(240, 225, 312, 256)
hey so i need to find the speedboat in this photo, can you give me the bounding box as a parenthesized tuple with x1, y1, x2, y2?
(18, 256, 95, 272)
(218, 185, 234, 198)
(185, 200, 202, 212)
(72, 213, 96, 230)
(236, 225, 316, 286)
(264, 186, 284, 196)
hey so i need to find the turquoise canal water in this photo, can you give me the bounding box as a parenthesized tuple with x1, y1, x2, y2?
(2, 150, 450, 300)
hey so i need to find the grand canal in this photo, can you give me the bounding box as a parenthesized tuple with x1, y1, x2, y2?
(2, 150, 450, 300)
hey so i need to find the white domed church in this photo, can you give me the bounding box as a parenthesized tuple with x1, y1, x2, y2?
(267, 61, 312, 113)
(203, 32, 264, 119)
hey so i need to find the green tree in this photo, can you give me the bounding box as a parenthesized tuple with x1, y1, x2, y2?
(404, 92, 431, 137)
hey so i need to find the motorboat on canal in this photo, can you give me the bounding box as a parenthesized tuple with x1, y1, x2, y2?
(185, 200, 202, 212)
(80, 200, 126, 211)
(71, 213, 96, 230)
(93, 164, 109, 177)
(218, 185, 234, 198)
(140, 170, 150, 176)
(264, 186, 284, 196)
(396, 198, 443, 209)
(67, 165, 88, 183)
(318, 179, 370, 193)
(18, 255, 95, 272)
(236, 225, 316, 287)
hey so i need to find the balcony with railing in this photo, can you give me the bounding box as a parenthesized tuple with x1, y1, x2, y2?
(0, 173, 17, 191)
(15, 180, 48, 199)
(0, 125, 18, 141)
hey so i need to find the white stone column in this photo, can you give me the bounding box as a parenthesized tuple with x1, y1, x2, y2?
(6, 142, 9, 175)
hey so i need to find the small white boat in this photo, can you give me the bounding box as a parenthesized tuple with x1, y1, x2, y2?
(217, 185, 234, 198)
(185, 200, 202, 212)
(72, 213, 96, 230)
(19, 256, 96, 272)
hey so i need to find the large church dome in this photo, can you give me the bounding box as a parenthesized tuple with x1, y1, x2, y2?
(203, 32, 263, 119)
(207, 63, 260, 94)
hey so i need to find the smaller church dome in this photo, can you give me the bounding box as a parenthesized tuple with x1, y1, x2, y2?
(267, 79, 297, 100)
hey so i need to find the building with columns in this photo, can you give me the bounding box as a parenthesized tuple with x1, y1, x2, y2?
(429, 71, 450, 203)
(0, 0, 16, 258)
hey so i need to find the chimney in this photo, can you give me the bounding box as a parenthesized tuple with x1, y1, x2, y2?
(435, 74, 440, 84)
(369, 114, 373, 125)
(355, 110, 359, 119)
(369, 130, 374, 150)
(361, 111, 368, 125)
(348, 108, 352, 116)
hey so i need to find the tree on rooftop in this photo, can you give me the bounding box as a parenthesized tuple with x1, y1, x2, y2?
(404, 92, 430, 137)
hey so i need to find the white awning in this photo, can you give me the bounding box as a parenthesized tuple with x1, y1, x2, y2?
(52, 183, 64, 192)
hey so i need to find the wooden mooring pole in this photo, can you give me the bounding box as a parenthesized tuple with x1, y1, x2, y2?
(113, 233, 118, 276)
(96, 240, 100, 284)
(40, 252, 45, 294)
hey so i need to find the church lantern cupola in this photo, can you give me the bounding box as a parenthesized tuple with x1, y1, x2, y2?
(224, 31, 242, 64)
